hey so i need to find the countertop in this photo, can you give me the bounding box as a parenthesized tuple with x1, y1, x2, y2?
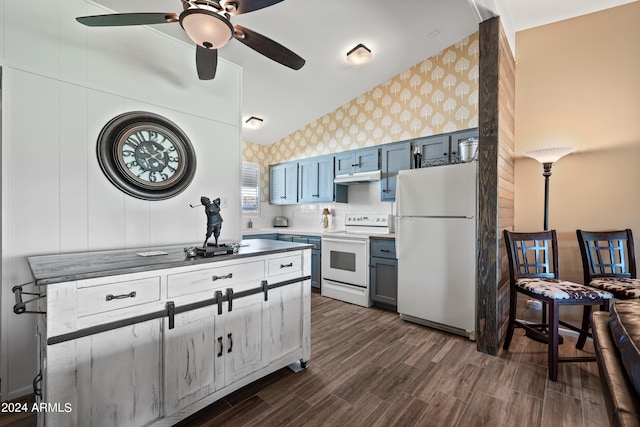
(28, 239, 313, 286)
(242, 228, 395, 240)
(242, 227, 325, 237)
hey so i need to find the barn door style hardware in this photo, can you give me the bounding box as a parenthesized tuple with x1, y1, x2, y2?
(12, 283, 46, 315)
(46, 275, 310, 346)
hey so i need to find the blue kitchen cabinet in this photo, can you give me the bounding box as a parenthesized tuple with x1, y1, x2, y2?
(242, 233, 278, 240)
(415, 128, 478, 166)
(274, 234, 322, 290)
(298, 155, 335, 203)
(451, 128, 479, 161)
(269, 162, 298, 204)
(307, 237, 322, 290)
(334, 147, 379, 175)
(380, 141, 411, 202)
(416, 134, 451, 167)
(370, 238, 397, 311)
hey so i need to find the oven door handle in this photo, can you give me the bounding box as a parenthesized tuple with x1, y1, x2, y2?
(322, 237, 367, 245)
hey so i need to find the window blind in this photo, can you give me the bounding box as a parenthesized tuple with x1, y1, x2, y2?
(242, 162, 260, 213)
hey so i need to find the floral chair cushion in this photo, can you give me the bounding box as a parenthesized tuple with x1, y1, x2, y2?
(590, 278, 640, 299)
(516, 278, 614, 300)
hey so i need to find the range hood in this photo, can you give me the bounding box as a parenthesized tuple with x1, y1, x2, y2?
(334, 170, 381, 184)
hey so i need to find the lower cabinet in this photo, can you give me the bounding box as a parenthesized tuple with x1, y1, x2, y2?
(38, 249, 311, 427)
(164, 306, 220, 416)
(267, 282, 306, 363)
(223, 294, 268, 385)
(76, 319, 163, 426)
(244, 234, 322, 290)
(370, 239, 398, 311)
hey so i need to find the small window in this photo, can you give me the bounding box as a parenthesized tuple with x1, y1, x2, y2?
(242, 162, 260, 214)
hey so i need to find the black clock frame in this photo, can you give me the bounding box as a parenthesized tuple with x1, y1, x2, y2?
(97, 111, 197, 201)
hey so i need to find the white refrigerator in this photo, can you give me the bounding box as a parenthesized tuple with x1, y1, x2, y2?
(395, 162, 477, 340)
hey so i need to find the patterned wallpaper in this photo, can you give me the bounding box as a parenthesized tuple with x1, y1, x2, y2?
(243, 32, 479, 202)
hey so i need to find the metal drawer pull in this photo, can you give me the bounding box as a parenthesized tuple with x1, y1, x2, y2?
(212, 273, 233, 281)
(105, 291, 136, 301)
(380, 249, 391, 253)
(280, 263, 294, 268)
(33, 371, 43, 398)
(227, 333, 233, 353)
(217, 337, 223, 357)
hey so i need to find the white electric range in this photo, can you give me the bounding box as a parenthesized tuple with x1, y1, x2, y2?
(321, 214, 393, 307)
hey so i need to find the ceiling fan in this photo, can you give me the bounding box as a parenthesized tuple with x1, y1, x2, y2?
(76, 0, 305, 80)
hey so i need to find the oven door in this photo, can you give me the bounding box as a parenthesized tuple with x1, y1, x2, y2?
(321, 237, 368, 287)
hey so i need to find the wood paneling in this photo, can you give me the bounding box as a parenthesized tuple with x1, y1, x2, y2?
(477, 16, 515, 355)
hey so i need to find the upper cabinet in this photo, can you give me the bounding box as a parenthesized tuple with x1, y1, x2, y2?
(268, 128, 477, 204)
(381, 141, 411, 202)
(298, 155, 335, 203)
(417, 128, 478, 167)
(415, 134, 452, 167)
(335, 147, 379, 175)
(269, 163, 298, 204)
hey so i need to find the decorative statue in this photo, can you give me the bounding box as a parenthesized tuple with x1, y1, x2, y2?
(200, 196, 223, 247)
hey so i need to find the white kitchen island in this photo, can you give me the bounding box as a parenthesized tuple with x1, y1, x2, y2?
(26, 239, 312, 427)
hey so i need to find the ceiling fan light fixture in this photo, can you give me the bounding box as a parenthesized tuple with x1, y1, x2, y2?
(346, 43, 372, 66)
(245, 116, 264, 129)
(180, 8, 234, 49)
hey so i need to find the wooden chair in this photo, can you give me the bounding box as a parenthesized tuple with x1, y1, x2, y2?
(576, 229, 639, 349)
(503, 230, 614, 381)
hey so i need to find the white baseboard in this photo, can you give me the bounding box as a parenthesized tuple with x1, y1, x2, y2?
(6, 384, 33, 401)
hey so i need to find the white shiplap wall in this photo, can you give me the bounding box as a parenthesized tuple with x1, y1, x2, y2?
(1, 0, 242, 398)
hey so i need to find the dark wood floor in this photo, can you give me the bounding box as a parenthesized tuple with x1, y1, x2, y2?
(1, 292, 608, 427)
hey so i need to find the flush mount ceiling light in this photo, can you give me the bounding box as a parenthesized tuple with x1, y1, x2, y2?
(245, 116, 264, 129)
(346, 43, 372, 66)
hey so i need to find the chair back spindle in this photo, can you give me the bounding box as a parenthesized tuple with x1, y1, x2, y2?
(577, 229, 637, 281)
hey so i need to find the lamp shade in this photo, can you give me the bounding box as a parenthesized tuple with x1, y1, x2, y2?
(322, 208, 331, 215)
(180, 8, 233, 49)
(524, 147, 575, 164)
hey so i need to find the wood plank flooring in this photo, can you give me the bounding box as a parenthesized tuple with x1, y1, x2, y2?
(0, 292, 609, 427)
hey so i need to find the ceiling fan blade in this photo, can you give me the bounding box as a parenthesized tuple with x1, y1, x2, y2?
(196, 46, 218, 80)
(76, 13, 179, 27)
(227, 0, 285, 15)
(233, 25, 305, 70)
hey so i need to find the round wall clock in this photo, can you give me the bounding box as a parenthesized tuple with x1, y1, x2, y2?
(97, 111, 197, 201)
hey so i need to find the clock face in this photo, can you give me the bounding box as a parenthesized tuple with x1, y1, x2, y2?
(97, 112, 196, 200)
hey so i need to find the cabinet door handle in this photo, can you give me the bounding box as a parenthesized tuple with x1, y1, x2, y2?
(212, 273, 233, 281)
(380, 249, 391, 253)
(280, 263, 294, 268)
(105, 291, 136, 301)
(33, 371, 42, 398)
(217, 336, 223, 357)
(443, 152, 449, 156)
(227, 333, 233, 353)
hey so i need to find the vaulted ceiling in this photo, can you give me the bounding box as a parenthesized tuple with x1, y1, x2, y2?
(94, 0, 635, 145)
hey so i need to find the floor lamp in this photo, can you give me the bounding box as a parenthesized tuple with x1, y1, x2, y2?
(524, 147, 575, 230)
(523, 147, 574, 341)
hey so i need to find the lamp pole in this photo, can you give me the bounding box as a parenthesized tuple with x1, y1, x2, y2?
(542, 162, 553, 230)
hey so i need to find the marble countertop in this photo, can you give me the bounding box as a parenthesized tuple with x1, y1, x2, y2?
(28, 239, 313, 286)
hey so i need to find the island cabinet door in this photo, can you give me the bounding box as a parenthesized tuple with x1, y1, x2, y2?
(223, 292, 268, 386)
(164, 305, 222, 416)
(74, 319, 163, 427)
(266, 282, 304, 364)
